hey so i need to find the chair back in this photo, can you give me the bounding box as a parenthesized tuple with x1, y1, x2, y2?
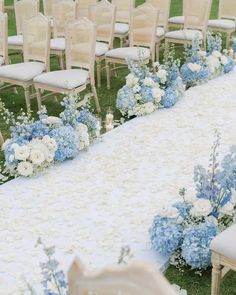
(112, 0, 134, 24)
(130, 3, 158, 50)
(146, 0, 171, 30)
(89, 0, 116, 48)
(0, 12, 8, 65)
(14, 0, 39, 35)
(219, 0, 236, 20)
(52, 0, 76, 38)
(23, 13, 51, 71)
(184, 0, 212, 32)
(68, 257, 179, 295)
(0, 0, 4, 12)
(76, 0, 97, 18)
(65, 17, 96, 84)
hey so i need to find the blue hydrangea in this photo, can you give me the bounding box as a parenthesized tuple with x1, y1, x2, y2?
(207, 32, 222, 54)
(30, 121, 50, 139)
(174, 201, 192, 219)
(224, 57, 235, 73)
(180, 64, 209, 85)
(233, 39, 236, 52)
(182, 222, 219, 269)
(150, 215, 182, 256)
(140, 85, 154, 103)
(50, 126, 79, 162)
(161, 87, 177, 108)
(116, 86, 137, 114)
(4, 138, 28, 164)
(77, 109, 98, 132)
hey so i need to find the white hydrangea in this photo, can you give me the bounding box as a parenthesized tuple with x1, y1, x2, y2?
(207, 55, 221, 73)
(42, 116, 63, 127)
(187, 63, 201, 72)
(152, 87, 163, 102)
(17, 161, 33, 177)
(14, 145, 30, 161)
(212, 51, 222, 58)
(126, 73, 139, 87)
(143, 77, 155, 87)
(156, 69, 168, 84)
(191, 199, 212, 217)
(76, 123, 90, 150)
(132, 84, 141, 93)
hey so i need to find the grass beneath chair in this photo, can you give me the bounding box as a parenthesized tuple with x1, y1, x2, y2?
(1, 1, 236, 294)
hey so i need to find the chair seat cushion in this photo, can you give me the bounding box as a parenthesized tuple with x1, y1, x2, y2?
(34, 69, 89, 90)
(168, 16, 184, 24)
(208, 19, 236, 30)
(8, 35, 23, 46)
(114, 22, 129, 34)
(50, 37, 65, 51)
(156, 26, 165, 38)
(95, 42, 109, 57)
(0, 62, 45, 82)
(210, 224, 236, 261)
(105, 47, 150, 60)
(165, 29, 203, 41)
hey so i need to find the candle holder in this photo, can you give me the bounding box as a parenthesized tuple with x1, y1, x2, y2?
(105, 107, 114, 132)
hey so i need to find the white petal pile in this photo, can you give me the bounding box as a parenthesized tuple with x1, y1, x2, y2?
(1, 70, 236, 293)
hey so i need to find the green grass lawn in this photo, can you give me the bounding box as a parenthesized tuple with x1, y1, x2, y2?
(1, 1, 236, 294)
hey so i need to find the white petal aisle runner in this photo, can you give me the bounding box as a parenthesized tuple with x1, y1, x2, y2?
(1, 70, 236, 293)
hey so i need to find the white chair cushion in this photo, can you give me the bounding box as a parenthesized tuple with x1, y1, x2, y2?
(95, 42, 109, 57)
(8, 35, 23, 46)
(165, 29, 203, 41)
(50, 38, 65, 51)
(210, 224, 236, 261)
(114, 22, 129, 34)
(208, 19, 236, 30)
(156, 26, 165, 38)
(105, 47, 150, 60)
(34, 69, 89, 90)
(0, 62, 45, 82)
(168, 16, 184, 24)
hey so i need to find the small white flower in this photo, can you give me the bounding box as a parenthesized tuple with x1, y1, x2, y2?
(42, 116, 63, 126)
(152, 87, 163, 102)
(187, 63, 201, 72)
(135, 94, 142, 101)
(132, 84, 141, 93)
(14, 145, 30, 161)
(126, 74, 139, 87)
(220, 55, 228, 66)
(17, 161, 33, 177)
(30, 149, 45, 165)
(191, 199, 212, 217)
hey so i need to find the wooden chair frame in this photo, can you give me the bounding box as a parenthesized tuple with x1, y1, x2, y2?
(105, 3, 158, 89)
(211, 251, 236, 295)
(34, 17, 101, 113)
(76, 0, 97, 18)
(0, 13, 51, 112)
(51, 0, 77, 69)
(168, 0, 185, 30)
(0, 0, 4, 12)
(89, 0, 116, 88)
(68, 256, 178, 295)
(165, 0, 212, 51)
(208, 0, 236, 47)
(0, 130, 4, 147)
(0, 12, 8, 65)
(146, 0, 171, 60)
(112, 0, 135, 47)
(8, 0, 39, 52)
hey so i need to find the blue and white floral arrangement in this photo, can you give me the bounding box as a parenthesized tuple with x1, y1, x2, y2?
(180, 33, 235, 88)
(116, 50, 185, 118)
(1, 96, 100, 177)
(150, 132, 236, 270)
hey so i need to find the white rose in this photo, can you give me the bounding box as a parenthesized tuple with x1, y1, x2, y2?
(30, 149, 45, 165)
(17, 161, 33, 177)
(42, 136, 57, 152)
(143, 77, 155, 87)
(219, 202, 235, 216)
(14, 145, 30, 161)
(152, 87, 163, 101)
(42, 116, 63, 126)
(212, 51, 222, 58)
(191, 199, 212, 217)
(220, 55, 228, 65)
(187, 63, 201, 72)
(126, 74, 138, 86)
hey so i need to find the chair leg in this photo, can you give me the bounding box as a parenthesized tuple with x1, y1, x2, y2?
(155, 43, 159, 62)
(24, 86, 31, 113)
(226, 32, 230, 49)
(106, 60, 111, 90)
(164, 40, 169, 55)
(36, 87, 42, 110)
(96, 60, 101, 88)
(120, 37, 123, 48)
(211, 263, 222, 295)
(58, 52, 64, 70)
(91, 84, 101, 113)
